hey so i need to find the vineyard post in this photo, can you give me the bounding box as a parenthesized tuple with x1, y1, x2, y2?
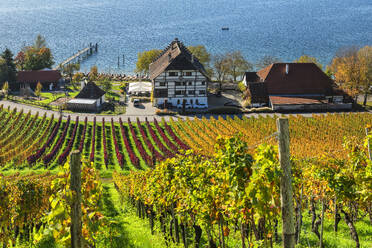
(365, 128, 371, 160)
(276, 118, 295, 248)
(319, 199, 325, 248)
(70, 150, 82, 248)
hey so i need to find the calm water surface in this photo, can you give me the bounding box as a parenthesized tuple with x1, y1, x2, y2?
(0, 0, 371, 74)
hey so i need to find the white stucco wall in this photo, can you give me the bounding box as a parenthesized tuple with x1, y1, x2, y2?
(157, 97, 208, 108)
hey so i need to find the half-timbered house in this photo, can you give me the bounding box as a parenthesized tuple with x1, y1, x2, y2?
(149, 38, 209, 109)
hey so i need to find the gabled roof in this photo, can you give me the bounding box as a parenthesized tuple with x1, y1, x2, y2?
(75, 82, 105, 99)
(256, 63, 333, 95)
(149, 38, 208, 80)
(256, 64, 274, 81)
(17, 70, 62, 83)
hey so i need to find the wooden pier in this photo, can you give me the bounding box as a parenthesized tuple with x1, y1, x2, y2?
(54, 43, 98, 70)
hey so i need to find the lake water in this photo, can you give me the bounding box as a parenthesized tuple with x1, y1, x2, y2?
(0, 0, 371, 74)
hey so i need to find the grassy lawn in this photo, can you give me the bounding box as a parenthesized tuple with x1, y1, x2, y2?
(97, 182, 178, 248)
(22, 181, 174, 248)
(7, 90, 80, 110)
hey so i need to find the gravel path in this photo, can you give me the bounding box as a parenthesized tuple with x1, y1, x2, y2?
(0, 100, 367, 122)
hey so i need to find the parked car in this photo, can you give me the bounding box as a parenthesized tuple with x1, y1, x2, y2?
(133, 99, 140, 107)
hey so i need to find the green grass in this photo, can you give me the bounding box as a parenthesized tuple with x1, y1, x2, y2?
(288, 212, 372, 248)
(98, 182, 179, 248)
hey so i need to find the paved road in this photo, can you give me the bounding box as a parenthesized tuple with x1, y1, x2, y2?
(0, 100, 368, 122)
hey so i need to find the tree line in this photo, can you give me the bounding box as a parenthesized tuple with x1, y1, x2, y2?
(0, 35, 54, 88)
(1, 36, 371, 105)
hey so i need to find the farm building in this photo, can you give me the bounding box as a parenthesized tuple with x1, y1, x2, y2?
(16, 69, 62, 91)
(149, 38, 209, 109)
(67, 81, 105, 112)
(243, 63, 352, 111)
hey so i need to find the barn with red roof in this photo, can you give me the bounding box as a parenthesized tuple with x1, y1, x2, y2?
(243, 63, 352, 111)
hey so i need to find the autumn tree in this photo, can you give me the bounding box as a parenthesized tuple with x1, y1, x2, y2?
(2, 81, 9, 99)
(324, 65, 334, 78)
(295, 55, 323, 69)
(34, 34, 46, 49)
(21, 35, 54, 70)
(99, 77, 112, 93)
(135, 49, 162, 75)
(330, 46, 372, 104)
(357, 46, 372, 105)
(1, 48, 17, 83)
(35, 82, 42, 100)
(62, 63, 80, 89)
(213, 53, 230, 87)
(89, 65, 99, 81)
(14, 51, 25, 70)
(188, 45, 213, 77)
(256, 55, 281, 69)
(225, 51, 252, 83)
(72, 72, 85, 88)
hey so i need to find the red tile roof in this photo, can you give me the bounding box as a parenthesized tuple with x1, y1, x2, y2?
(256, 64, 273, 81)
(269, 96, 327, 105)
(257, 63, 333, 95)
(17, 70, 62, 83)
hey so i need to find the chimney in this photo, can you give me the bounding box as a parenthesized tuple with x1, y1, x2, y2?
(168, 53, 172, 62)
(285, 64, 289, 75)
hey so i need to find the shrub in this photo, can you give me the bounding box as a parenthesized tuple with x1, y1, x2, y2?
(155, 109, 177, 116)
(242, 107, 273, 113)
(237, 81, 247, 92)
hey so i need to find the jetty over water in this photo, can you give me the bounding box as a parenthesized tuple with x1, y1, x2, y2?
(54, 43, 98, 70)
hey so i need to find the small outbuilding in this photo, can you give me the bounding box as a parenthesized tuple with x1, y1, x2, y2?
(67, 82, 106, 112)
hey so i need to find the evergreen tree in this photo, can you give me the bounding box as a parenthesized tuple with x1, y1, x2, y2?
(1, 48, 17, 82)
(0, 58, 8, 84)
